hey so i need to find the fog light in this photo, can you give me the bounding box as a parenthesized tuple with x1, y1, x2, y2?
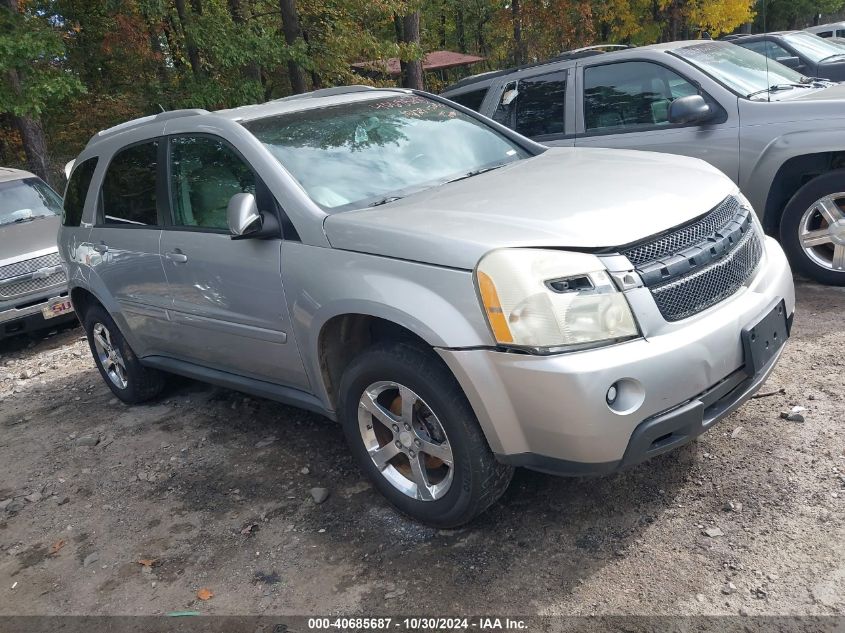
(606, 384, 618, 404)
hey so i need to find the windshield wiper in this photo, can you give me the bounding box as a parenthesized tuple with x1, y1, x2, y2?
(747, 83, 806, 98)
(819, 54, 845, 63)
(443, 163, 509, 185)
(368, 196, 404, 207)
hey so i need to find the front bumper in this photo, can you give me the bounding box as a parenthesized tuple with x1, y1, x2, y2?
(438, 236, 795, 474)
(0, 290, 75, 339)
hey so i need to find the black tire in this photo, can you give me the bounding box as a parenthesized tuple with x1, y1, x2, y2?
(780, 169, 845, 286)
(338, 341, 513, 528)
(83, 305, 166, 404)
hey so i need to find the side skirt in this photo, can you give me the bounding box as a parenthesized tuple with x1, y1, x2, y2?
(141, 355, 336, 420)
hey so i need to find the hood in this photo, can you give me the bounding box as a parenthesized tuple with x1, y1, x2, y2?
(786, 82, 845, 101)
(0, 215, 61, 267)
(324, 147, 736, 270)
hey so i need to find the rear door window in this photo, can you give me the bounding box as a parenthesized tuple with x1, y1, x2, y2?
(514, 70, 567, 138)
(63, 157, 98, 227)
(101, 141, 159, 226)
(448, 88, 488, 112)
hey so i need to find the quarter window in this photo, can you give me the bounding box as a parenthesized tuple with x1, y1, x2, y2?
(584, 62, 698, 132)
(101, 141, 159, 226)
(169, 136, 256, 230)
(514, 71, 567, 138)
(63, 157, 98, 227)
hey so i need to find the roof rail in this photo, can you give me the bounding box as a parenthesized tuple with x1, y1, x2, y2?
(550, 44, 631, 61)
(443, 44, 632, 92)
(86, 109, 209, 147)
(274, 85, 381, 102)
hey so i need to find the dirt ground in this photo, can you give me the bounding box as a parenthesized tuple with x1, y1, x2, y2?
(0, 279, 842, 617)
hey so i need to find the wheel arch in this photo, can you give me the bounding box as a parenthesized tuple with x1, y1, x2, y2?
(315, 309, 451, 412)
(762, 151, 845, 235)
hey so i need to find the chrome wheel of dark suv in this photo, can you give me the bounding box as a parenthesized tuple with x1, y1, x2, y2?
(798, 192, 845, 273)
(782, 169, 845, 286)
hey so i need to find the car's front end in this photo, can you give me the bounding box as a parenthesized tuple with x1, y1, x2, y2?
(438, 193, 794, 474)
(0, 171, 75, 340)
(321, 143, 795, 475)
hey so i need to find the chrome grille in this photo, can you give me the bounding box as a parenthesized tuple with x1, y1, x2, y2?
(0, 252, 62, 281)
(651, 229, 763, 322)
(0, 271, 66, 299)
(623, 196, 764, 322)
(623, 196, 740, 267)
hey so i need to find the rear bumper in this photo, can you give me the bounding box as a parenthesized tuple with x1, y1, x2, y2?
(438, 236, 795, 473)
(0, 291, 75, 339)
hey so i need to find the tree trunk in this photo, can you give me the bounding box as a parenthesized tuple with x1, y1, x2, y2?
(401, 12, 424, 90)
(439, 0, 447, 48)
(174, 0, 202, 76)
(455, 5, 466, 53)
(13, 113, 50, 183)
(301, 29, 322, 89)
(279, 0, 307, 94)
(512, 0, 524, 65)
(1, 0, 50, 183)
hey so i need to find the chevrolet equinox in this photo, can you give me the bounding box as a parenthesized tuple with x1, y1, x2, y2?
(58, 86, 795, 526)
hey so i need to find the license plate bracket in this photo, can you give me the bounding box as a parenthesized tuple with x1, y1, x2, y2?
(741, 299, 789, 376)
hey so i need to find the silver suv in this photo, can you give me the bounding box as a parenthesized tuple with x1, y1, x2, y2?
(59, 87, 795, 526)
(1, 168, 74, 339)
(442, 40, 845, 285)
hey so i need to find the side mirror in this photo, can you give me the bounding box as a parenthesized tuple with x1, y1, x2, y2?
(668, 95, 713, 125)
(227, 193, 262, 239)
(776, 56, 801, 70)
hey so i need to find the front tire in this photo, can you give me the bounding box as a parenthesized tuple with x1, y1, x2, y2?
(338, 341, 513, 528)
(83, 305, 165, 404)
(780, 170, 845, 285)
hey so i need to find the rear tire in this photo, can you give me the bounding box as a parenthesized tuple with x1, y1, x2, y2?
(780, 169, 845, 285)
(338, 341, 513, 528)
(83, 305, 165, 404)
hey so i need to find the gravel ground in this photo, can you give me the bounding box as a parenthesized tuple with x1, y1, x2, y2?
(0, 279, 842, 616)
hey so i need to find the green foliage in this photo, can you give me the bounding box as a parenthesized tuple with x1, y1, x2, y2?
(0, 2, 83, 117)
(754, 0, 845, 31)
(1, 0, 840, 171)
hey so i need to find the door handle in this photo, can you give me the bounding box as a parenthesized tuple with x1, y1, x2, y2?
(93, 243, 108, 254)
(166, 251, 188, 263)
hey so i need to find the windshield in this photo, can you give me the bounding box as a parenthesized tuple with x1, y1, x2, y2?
(675, 41, 807, 99)
(0, 177, 63, 227)
(782, 32, 845, 63)
(243, 94, 530, 211)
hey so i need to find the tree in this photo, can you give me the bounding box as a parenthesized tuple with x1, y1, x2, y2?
(279, 0, 307, 93)
(0, 0, 82, 183)
(400, 10, 423, 90)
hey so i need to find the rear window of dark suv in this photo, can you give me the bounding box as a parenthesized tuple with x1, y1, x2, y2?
(63, 157, 98, 227)
(448, 88, 488, 112)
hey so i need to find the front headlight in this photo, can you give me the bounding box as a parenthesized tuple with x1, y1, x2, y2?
(475, 249, 639, 353)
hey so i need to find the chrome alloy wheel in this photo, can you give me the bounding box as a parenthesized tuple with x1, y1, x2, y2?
(91, 322, 128, 389)
(799, 192, 845, 272)
(357, 381, 454, 501)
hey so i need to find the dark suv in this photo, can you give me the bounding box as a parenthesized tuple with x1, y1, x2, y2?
(726, 31, 845, 81)
(442, 40, 845, 285)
